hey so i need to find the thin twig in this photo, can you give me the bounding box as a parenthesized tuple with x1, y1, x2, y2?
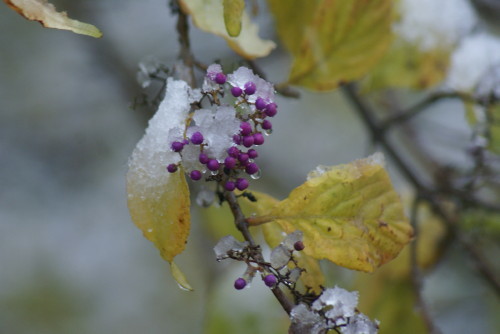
(224, 191, 295, 314)
(175, 1, 196, 87)
(381, 91, 476, 130)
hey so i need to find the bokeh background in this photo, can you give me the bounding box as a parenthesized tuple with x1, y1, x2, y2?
(1, 0, 499, 333)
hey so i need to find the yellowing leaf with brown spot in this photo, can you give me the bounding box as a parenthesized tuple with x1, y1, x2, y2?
(268, 0, 393, 91)
(264, 153, 413, 272)
(179, 0, 275, 59)
(5, 0, 102, 38)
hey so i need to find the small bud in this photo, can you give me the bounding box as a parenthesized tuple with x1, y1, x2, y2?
(215, 72, 226, 85)
(244, 82, 257, 95)
(234, 278, 247, 290)
(190, 170, 202, 181)
(255, 97, 267, 110)
(171, 141, 184, 152)
(166, 164, 178, 173)
(225, 181, 236, 191)
(190, 131, 204, 145)
(236, 178, 249, 191)
(231, 86, 243, 97)
(294, 241, 305, 251)
(207, 159, 220, 171)
(263, 274, 277, 287)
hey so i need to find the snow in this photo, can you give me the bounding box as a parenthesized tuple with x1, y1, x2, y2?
(395, 0, 476, 50)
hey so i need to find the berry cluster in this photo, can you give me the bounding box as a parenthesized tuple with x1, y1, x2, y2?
(165, 64, 277, 192)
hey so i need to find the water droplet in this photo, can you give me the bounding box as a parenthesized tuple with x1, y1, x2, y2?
(250, 170, 262, 180)
(210, 170, 218, 176)
(264, 129, 273, 136)
(147, 228, 153, 233)
(176, 282, 192, 291)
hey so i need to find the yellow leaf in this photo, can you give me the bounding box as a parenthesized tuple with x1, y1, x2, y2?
(223, 0, 244, 37)
(266, 153, 413, 272)
(362, 41, 450, 91)
(5, 0, 102, 38)
(488, 104, 500, 155)
(268, 0, 393, 91)
(170, 261, 193, 291)
(127, 169, 191, 263)
(179, 0, 275, 59)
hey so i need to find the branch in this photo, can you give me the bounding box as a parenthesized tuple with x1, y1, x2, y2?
(224, 191, 295, 314)
(175, 1, 196, 87)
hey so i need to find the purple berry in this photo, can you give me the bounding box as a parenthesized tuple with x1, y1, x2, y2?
(261, 120, 272, 130)
(234, 278, 246, 290)
(224, 156, 237, 169)
(264, 103, 277, 117)
(294, 241, 305, 251)
(236, 178, 249, 191)
(231, 86, 243, 97)
(238, 153, 249, 164)
(247, 149, 258, 159)
(166, 164, 177, 173)
(242, 135, 254, 148)
(240, 122, 252, 136)
(171, 141, 184, 152)
(244, 82, 256, 95)
(253, 133, 265, 145)
(245, 162, 259, 175)
(255, 97, 267, 110)
(228, 146, 240, 158)
(207, 159, 220, 171)
(263, 274, 277, 287)
(225, 181, 236, 191)
(190, 131, 204, 145)
(233, 134, 242, 145)
(190, 170, 202, 181)
(183, 139, 190, 145)
(199, 153, 209, 164)
(215, 72, 226, 85)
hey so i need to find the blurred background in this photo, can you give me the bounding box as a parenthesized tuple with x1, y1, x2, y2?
(1, 0, 499, 333)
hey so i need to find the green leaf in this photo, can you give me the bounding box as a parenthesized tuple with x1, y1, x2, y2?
(362, 41, 450, 91)
(5, 0, 102, 38)
(260, 153, 413, 272)
(170, 261, 193, 291)
(223, 0, 244, 37)
(179, 0, 275, 59)
(268, 0, 393, 91)
(488, 104, 500, 154)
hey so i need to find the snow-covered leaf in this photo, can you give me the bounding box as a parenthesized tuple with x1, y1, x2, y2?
(179, 0, 275, 59)
(127, 79, 198, 288)
(5, 0, 102, 38)
(268, 0, 393, 91)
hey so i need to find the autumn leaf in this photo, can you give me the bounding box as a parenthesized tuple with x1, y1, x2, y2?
(5, 0, 102, 38)
(268, 0, 393, 91)
(179, 0, 275, 59)
(250, 153, 413, 272)
(127, 79, 197, 290)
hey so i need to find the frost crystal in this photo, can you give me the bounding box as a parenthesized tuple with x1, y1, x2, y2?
(340, 314, 379, 334)
(127, 78, 200, 200)
(312, 286, 359, 321)
(270, 244, 291, 270)
(214, 235, 248, 260)
(137, 56, 160, 88)
(282, 230, 303, 251)
(289, 304, 327, 334)
(394, 0, 476, 50)
(227, 67, 275, 104)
